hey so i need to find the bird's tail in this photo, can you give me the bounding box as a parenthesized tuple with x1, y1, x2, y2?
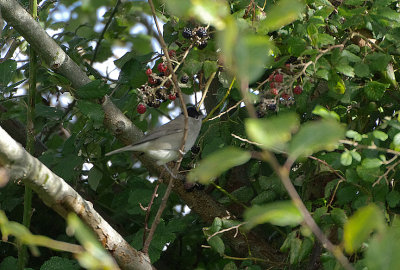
(105, 145, 136, 156)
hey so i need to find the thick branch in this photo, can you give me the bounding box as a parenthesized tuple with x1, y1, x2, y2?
(0, 127, 152, 270)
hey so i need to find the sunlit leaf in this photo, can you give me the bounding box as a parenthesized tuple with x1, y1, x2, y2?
(258, 0, 306, 33)
(312, 105, 340, 121)
(245, 113, 299, 152)
(289, 120, 345, 159)
(187, 147, 251, 184)
(343, 204, 385, 254)
(244, 201, 303, 229)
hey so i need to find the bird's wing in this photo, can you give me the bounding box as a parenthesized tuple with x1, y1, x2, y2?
(132, 115, 184, 146)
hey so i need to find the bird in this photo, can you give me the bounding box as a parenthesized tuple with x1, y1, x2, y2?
(106, 106, 203, 165)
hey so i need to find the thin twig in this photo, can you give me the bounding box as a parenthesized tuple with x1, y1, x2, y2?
(240, 79, 257, 118)
(90, 0, 121, 65)
(142, 181, 160, 246)
(207, 222, 246, 241)
(373, 159, 400, 187)
(197, 71, 216, 110)
(340, 139, 400, 156)
(207, 99, 243, 121)
(204, 77, 236, 121)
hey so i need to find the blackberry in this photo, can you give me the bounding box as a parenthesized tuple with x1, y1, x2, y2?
(180, 75, 189, 84)
(196, 27, 207, 38)
(182, 27, 193, 39)
(197, 40, 208, 50)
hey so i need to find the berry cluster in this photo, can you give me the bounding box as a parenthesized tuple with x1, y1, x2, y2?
(136, 51, 178, 114)
(256, 68, 304, 117)
(182, 26, 209, 50)
(267, 71, 302, 99)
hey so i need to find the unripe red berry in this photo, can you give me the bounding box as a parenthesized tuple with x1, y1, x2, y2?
(269, 82, 275, 88)
(274, 73, 283, 83)
(145, 68, 152, 76)
(168, 94, 176, 101)
(281, 93, 290, 100)
(148, 76, 157, 85)
(271, 88, 279, 96)
(157, 62, 167, 73)
(168, 50, 176, 57)
(268, 74, 274, 81)
(294, 85, 303, 95)
(137, 104, 146, 114)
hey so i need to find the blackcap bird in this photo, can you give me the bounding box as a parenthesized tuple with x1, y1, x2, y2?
(106, 106, 203, 165)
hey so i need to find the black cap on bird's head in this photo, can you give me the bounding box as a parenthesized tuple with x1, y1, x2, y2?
(186, 105, 203, 118)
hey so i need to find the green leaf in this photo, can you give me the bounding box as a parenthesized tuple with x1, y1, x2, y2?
(344, 204, 385, 254)
(289, 238, 302, 264)
(77, 100, 104, 125)
(208, 235, 225, 255)
(312, 105, 340, 121)
(341, 50, 361, 63)
(330, 208, 348, 227)
(76, 80, 109, 99)
(245, 113, 299, 152)
(35, 104, 64, 121)
(356, 165, 381, 182)
(350, 150, 361, 162)
(366, 52, 391, 72)
(335, 64, 355, 77)
(328, 73, 345, 94)
(340, 150, 352, 166)
(187, 147, 251, 184)
(393, 133, 400, 146)
(289, 120, 345, 159)
(0, 60, 17, 86)
(346, 130, 363, 141)
(203, 61, 218, 80)
(259, 0, 305, 33)
(244, 201, 303, 229)
(373, 130, 388, 141)
(40, 257, 80, 270)
(387, 191, 400, 208)
(365, 226, 400, 270)
(361, 158, 382, 169)
(88, 166, 103, 191)
(364, 81, 387, 101)
(354, 62, 370, 78)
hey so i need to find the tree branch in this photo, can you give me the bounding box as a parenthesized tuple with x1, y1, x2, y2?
(0, 126, 152, 270)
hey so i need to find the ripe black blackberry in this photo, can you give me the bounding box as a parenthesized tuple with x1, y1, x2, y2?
(196, 27, 207, 38)
(180, 75, 189, 83)
(197, 40, 208, 50)
(182, 27, 193, 39)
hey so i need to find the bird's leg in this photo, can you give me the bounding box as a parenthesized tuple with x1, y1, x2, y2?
(163, 164, 178, 179)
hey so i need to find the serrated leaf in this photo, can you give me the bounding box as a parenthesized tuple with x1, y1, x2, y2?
(342, 50, 361, 63)
(76, 80, 109, 99)
(344, 204, 385, 254)
(336, 64, 354, 77)
(364, 81, 387, 101)
(245, 113, 299, 152)
(258, 0, 305, 33)
(354, 62, 370, 78)
(328, 73, 345, 94)
(244, 201, 303, 229)
(289, 120, 345, 159)
(76, 100, 104, 125)
(187, 147, 251, 183)
(0, 60, 17, 86)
